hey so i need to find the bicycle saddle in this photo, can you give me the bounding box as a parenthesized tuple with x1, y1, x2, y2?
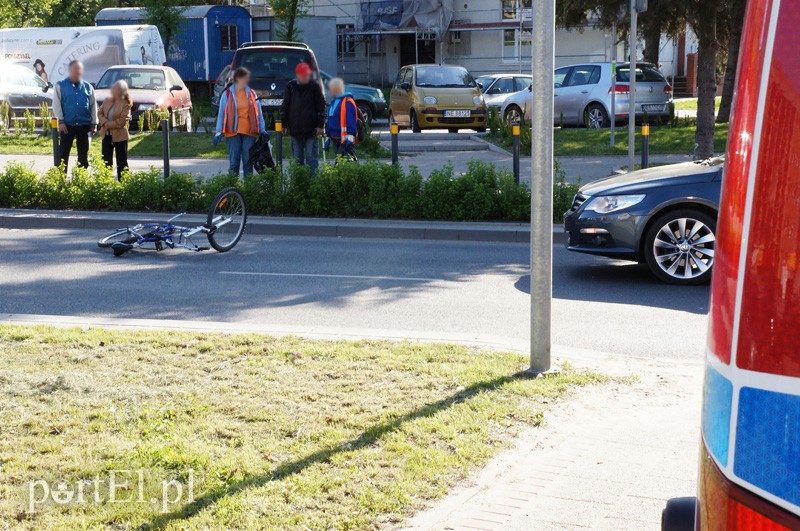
(111, 242, 134, 257)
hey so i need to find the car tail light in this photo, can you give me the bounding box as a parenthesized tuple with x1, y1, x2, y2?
(664, 84, 673, 94)
(697, 445, 800, 530)
(608, 84, 629, 94)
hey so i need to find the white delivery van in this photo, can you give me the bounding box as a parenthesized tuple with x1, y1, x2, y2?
(0, 25, 165, 84)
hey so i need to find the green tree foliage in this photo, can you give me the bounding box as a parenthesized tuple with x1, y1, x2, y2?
(0, 0, 57, 27)
(142, 0, 186, 52)
(270, 0, 310, 42)
(44, 0, 117, 27)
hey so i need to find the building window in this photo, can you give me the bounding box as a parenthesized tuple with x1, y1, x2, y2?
(502, 28, 532, 63)
(221, 25, 238, 51)
(502, 0, 532, 21)
(337, 24, 357, 58)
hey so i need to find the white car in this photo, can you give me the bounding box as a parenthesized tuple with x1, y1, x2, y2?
(501, 62, 673, 128)
(475, 74, 532, 109)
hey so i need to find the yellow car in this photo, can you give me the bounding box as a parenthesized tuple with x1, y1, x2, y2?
(389, 65, 488, 133)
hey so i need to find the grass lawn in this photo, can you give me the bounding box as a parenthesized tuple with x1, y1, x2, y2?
(0, 326, 607, 530)
(0, 133, 390, 161)
(552, 123, 729, 156)
(673, 96, 722, 111)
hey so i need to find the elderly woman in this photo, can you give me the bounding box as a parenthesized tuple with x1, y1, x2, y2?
(324, 77, 359, 159)
(97, 80, 132, 180)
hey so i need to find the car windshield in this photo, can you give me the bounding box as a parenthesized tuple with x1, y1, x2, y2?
(237, 49, 313, 81)
(616, 65, 666, 83)
(475, 76, 494, 92)
(416, 66, 476, 88)
(97, 69, 165, 90)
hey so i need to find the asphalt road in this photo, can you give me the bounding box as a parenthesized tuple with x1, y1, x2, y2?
(0, 228, 710, 360)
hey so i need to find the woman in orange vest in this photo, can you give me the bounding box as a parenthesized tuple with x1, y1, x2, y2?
(213, 67, 267, 177)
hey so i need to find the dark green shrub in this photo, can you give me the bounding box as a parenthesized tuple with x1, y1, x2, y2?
(120, 167, 163, 210)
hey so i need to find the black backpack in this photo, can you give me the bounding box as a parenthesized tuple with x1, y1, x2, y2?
(249, 133, 275, 174)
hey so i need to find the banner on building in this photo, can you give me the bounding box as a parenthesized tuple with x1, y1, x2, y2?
(360, 0, 453, 38)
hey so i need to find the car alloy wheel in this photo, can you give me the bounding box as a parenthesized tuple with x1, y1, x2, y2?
(505, 106, 523, 125)
(651, 216, 716, 282)
(586, 105, 608, 129)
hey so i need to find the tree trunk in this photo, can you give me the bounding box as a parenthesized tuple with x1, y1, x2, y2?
(716, 0, 746, 123)
(695, 29, 718, 159)
(642, 18, 663, 65)
(286, 0, 299, 41)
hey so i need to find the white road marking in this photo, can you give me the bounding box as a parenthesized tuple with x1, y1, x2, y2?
(219, 271, 443, 283)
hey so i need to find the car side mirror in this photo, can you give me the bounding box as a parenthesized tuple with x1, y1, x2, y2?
(488, 87, 503, 95)
(477, 82, 484, 90)
(554, 83, 562, 89)
(43, 82, 53, 93)
(528, 85, 532, 92)
(169, 84, 183, 92)
(400, 82, 411, 91)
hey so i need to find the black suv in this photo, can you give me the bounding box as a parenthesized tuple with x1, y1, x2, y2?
(211, 41, 322, 126)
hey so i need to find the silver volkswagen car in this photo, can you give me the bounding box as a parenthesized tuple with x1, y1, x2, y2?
(501, 62, 672, 128)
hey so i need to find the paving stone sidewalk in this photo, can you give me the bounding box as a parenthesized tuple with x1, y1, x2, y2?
(402, 349, 703, 530)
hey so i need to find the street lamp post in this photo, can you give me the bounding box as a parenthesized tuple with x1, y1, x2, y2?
(628, 0, 638, 173)
(529, 0, 555, 373)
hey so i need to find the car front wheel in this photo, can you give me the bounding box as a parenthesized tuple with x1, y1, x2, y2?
(644, 209, 717, 285)
(356, 103, 373, 125)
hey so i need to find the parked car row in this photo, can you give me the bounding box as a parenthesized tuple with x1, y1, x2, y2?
(502, 62, 673, 128)
(0, 62, 192, 130)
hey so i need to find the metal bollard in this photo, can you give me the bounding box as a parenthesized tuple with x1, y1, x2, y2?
(51, 118, 59, 167)
(275, 120, 283, 169)
(390, 121, 399, 165)
(512, 123, 521, 185)
(641, 123, 650, 170)
(161, 118, 170, 178)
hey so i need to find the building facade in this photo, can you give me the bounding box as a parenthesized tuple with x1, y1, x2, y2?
(306, 0, 697, 89)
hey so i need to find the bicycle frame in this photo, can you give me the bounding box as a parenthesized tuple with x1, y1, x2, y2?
(115, 213, 234, 252)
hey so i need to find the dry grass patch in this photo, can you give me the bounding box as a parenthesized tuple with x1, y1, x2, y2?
(0, 326, 607, 530)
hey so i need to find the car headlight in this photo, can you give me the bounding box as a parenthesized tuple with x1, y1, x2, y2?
(137, 103, 155, 111)
(377, 89, 384, 100)
(423, 96, 437, 105)
(584, 194, 646, 214)
(473, 95, 484, 105)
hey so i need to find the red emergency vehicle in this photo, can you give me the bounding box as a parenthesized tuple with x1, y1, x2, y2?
(663, 0, 800, 528)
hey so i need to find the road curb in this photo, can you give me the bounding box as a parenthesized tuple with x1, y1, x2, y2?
(0, 209, 567, 244)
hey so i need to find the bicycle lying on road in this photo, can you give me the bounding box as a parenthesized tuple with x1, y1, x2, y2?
(98, 187, 248, 257)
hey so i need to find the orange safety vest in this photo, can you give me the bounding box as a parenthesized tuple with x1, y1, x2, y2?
(222, 87, 260, 136)
(339, 96, 358, 144)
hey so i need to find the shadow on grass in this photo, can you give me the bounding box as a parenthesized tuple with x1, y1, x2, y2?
(143, 371, 533, 529)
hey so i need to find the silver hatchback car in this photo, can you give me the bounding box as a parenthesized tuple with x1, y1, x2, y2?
(501, 62, 672, 128)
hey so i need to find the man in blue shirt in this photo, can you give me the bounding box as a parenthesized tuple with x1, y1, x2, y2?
(52, 60, 98, 171)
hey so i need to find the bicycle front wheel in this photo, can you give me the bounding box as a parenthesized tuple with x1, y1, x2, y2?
(207, 187, 248, 252)
(98, 230, 137, 249)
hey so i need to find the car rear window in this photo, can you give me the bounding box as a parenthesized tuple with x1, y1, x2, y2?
(616, 65, 666, 83)
(416, 66, 476, 88)
(235, 49, 314, 81)
(97, 69, 165, 90)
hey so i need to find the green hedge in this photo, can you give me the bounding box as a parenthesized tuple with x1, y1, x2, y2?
(0, 156, 578, 222)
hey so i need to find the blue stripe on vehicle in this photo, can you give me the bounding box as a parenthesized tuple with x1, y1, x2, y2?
(702, 365, 733, 467)
(734, 387, 800, 507)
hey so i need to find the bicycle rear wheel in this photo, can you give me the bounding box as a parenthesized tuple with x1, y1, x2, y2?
(207, 187, 248, 252)
(98, 230, 137, 249)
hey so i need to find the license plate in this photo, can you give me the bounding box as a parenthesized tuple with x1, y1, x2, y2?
(262, 99, 283, 107)
(444, 110, 471, 118)
(643, 104, 665, 112)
